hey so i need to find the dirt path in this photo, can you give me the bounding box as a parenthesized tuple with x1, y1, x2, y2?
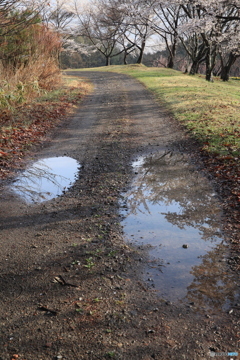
(0, 71, 239, 360)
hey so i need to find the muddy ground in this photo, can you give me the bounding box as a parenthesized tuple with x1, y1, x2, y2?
(0, 71, 239, 360)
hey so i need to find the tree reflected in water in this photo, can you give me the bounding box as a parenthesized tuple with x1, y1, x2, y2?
(121, 151, 240, 309)
(186, 243, 239, 311)
(126, 151, 222, 242)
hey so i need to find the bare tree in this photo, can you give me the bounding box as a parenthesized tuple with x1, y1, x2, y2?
(115, 0, 155, 64)
(149, 2, 182, 68)
(177, 4, 206, 74)
(75, 0, 135, 65)
(41, 0, 75, 30)
(122, 21, 151, 64)
(96, 0, 136, 64)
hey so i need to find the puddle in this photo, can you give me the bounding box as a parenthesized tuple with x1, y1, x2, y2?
(11, 156, 80, 203)
(121, 151, 239, 311)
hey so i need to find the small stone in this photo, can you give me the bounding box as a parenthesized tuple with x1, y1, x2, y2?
(130, 310, 137, 316)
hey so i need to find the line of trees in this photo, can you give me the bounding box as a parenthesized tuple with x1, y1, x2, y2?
(1, 0, 240, 85)
(62, 0, 240, 81)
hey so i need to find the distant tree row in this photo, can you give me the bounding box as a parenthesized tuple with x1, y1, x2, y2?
(56, 0, 240, 81)
(1, 0, 240, 83)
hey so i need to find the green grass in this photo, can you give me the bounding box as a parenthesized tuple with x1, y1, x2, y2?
(68, 65, 240, 158)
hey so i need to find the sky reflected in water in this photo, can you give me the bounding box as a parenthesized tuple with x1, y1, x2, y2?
(11, 156, 80, 203)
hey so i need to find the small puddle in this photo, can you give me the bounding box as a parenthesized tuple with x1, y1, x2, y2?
(11, 156, 80, 203)
(121, 151, 239, 311)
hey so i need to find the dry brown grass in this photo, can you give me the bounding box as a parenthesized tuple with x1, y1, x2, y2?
(0, 24, 62, 110)
(0, 60, 61, 111)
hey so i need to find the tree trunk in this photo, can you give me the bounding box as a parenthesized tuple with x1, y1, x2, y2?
(205, 59, 214, 81)
(124, 51, 128, 65)
(220, 52, 237, 81)
(220, 66, 230, 81)
(167, 55, 174, 69)
(136, 40, 146, 64)
(105, 56, 111, 66)
(206, 69, 213, 81)
(189, 61, 199, 75)
(136, 48, 144, 64)
(166, 38, 177, 69)
(205, 46, 216, 82)
(201, 34, 216, 82)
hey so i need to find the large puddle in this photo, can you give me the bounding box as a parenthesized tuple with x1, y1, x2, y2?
(11, 156, 80, 203)
(121, 151, 239, 311)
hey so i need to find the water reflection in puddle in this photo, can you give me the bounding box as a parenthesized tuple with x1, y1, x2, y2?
(11, 156, 80, 203)
(121, 151, 239, 311)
